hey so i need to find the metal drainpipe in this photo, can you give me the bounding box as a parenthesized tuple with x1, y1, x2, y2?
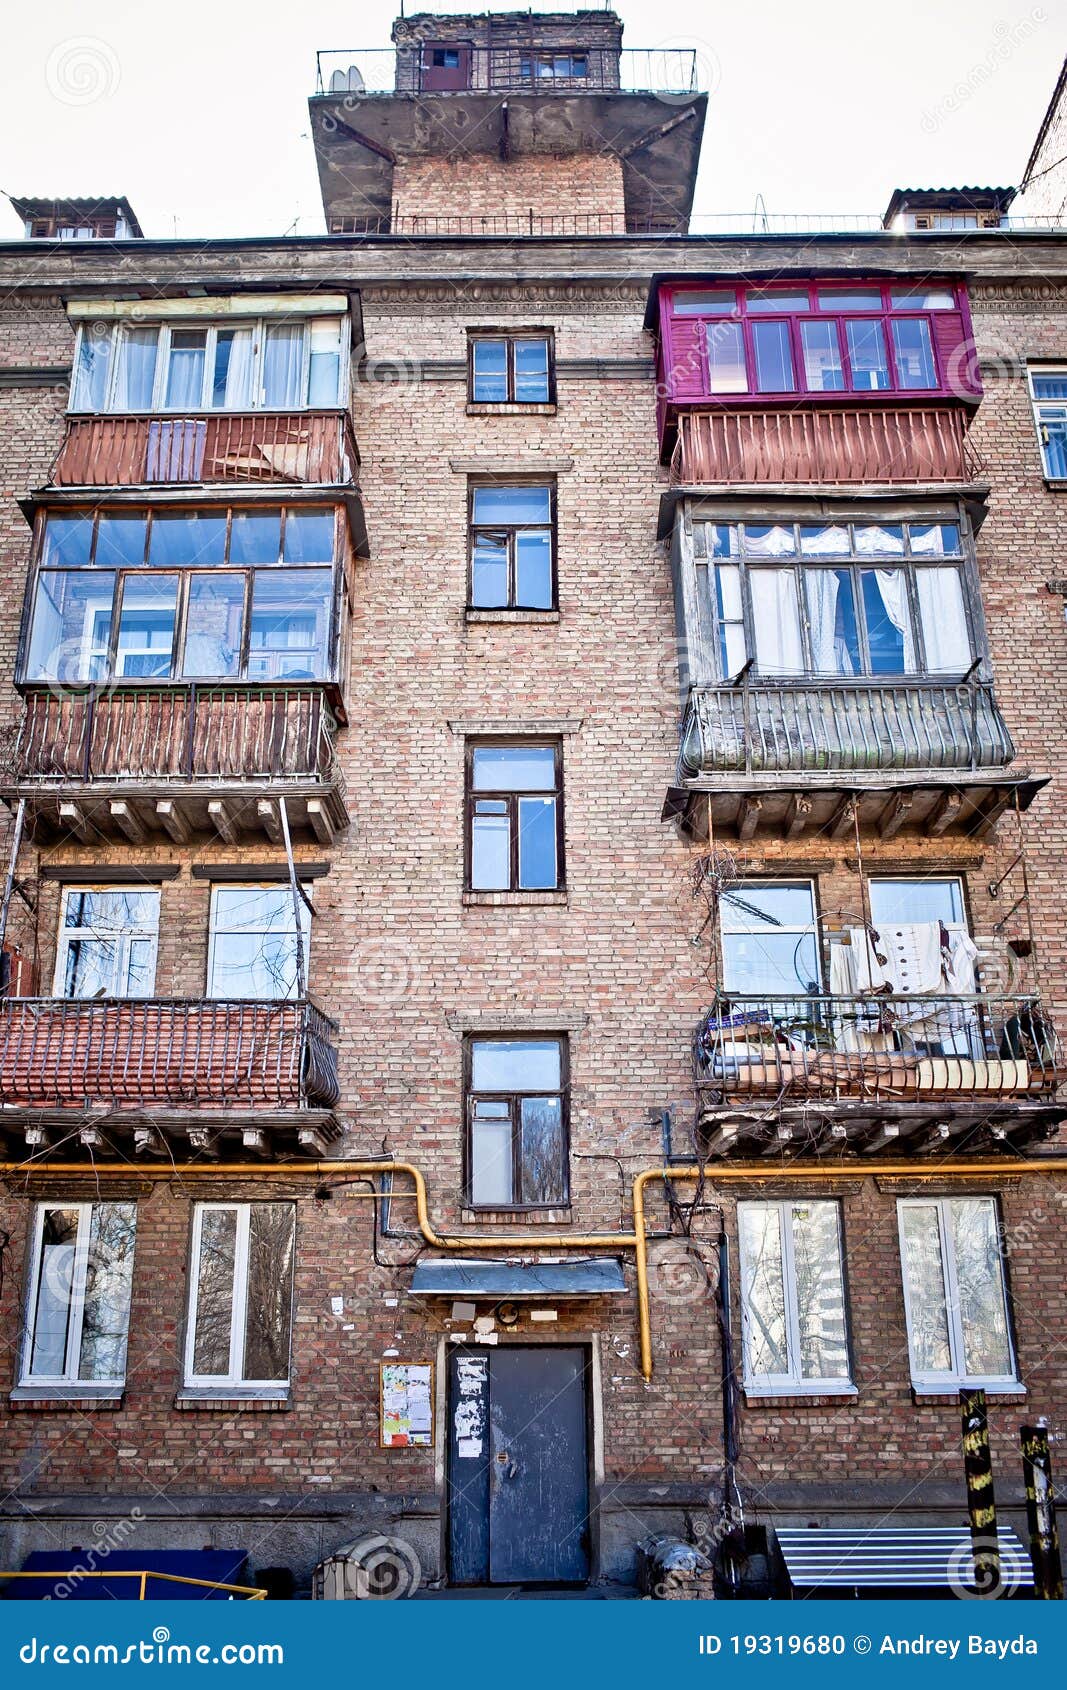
(0, 799, 26, 955)
(1, 1156, 1065, 1382)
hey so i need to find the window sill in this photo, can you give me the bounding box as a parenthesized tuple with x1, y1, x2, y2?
(464, 608, 560, 626)
(10, 1388, 124, 1411)
(744, 1385, 858, 1405)
(466, 402, 557, 417)
(1043, 477, 1067, 490)
(463, 889, 568, 907)
(461, 1207, 572, 1224)
(174, 1391, 291, 1412)
(911, 1382, 1025, 1402)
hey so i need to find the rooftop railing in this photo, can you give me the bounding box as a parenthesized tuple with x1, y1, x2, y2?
(321, 210, 1067, 238)
(314, 46, 701, 96)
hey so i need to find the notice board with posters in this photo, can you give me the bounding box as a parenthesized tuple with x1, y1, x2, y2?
(379, 1362, 434, 1447)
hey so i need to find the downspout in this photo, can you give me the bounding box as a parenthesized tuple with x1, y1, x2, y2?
(0, 799, 26, 955)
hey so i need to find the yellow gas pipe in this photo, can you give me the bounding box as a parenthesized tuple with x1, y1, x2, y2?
(2, 1155, 1064, 1383)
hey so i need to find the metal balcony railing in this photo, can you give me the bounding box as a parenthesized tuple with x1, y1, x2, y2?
(0, 997, 340, 1111)
(695, 994, 1064, 1101)
(671, 408, 984, 487)
(49, 411, 358, 489)
(314, 46, 701, 96)
(678, 680, 1015, 780)
(12, 686, 342, 789)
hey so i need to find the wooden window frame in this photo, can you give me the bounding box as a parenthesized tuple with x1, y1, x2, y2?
(464, 738, 565, 893)
(466, 479, 558, 611)
(206, 882, 312, 1002)
(737, 1198, 854, 1395)
(53, 884, 161, 1000)
(719, 877, 823, 995)
(467, 332, 556, 405)
(897, 1195, 1020, 1393)
(462, 1033, 571, 1211)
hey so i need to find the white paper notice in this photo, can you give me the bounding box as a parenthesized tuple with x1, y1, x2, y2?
(457, 1438, 482, 1459)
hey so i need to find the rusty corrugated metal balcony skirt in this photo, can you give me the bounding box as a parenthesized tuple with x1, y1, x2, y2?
(48, 410, 359, 488)
(670, 406, 981, 485)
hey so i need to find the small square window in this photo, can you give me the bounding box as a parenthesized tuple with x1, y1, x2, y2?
(467, 741, 563, 891)
(469, 333, 554, 404)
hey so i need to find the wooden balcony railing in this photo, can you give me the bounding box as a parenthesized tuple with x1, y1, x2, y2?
(696, 994, 1064, 1103)
(671, 407, 983, 486)
(678, 680, 1015, 780)
(0, 997, 340, 1111)
(49, 410, 358, 488)
(12, 685, 341, 786)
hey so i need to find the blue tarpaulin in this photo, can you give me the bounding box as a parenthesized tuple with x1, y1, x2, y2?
(3, 1549, 252, 1600)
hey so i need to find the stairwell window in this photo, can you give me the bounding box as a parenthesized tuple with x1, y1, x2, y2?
(466, 1036, 569, 1208)
(54, 888, 160, 999)
(469, 483, 555, 609)
(738, 1200, 853, 1395)
(1028, 367, 1067, 480)
(207, 885, 311, 1001)
(467, 742, 563, 891)
(20, 1202, 137, 1390)
(184, 1202, 296, 1391)
(469, 334, 554, 404)
(898, 1197, 1018, 1392)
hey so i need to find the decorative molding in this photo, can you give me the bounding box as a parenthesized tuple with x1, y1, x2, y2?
(450, 456, 574, 474)
(189, 862, 331, 881)
(39, 864, 181, 883)
(875, 1174, 1025, 1194)
(0, 364, 70, 388)
(361, 282, 647, 307)
(447, 717, 582, 736)
(445, 1010, 589, 1032)
(972, 282, 1067, 305)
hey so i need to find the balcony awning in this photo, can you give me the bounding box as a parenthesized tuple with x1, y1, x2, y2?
(408, 1259, 628, 1299)
(776, 1527, 1034, 1593)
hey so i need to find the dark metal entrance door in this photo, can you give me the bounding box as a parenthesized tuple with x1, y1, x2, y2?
(448, 1346, 590, 1585)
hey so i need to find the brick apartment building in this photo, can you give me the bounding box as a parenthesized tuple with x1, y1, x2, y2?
(0, 10, 1066, 1598)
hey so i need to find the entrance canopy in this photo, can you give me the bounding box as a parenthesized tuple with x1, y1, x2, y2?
(409, 1258, 627, 1299)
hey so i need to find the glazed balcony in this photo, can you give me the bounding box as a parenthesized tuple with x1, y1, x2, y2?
(695, 993, 1066, 1155)
(670, 407, 982, 488)
(315, 46, 701, 96)
(0, 996, 340, 1159)
(5, 685, 348, 845)
(48, 410, 358, 490)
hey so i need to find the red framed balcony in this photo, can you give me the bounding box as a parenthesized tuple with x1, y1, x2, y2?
(670, 406, 983, 487)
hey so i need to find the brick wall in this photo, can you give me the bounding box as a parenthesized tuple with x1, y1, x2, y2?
(391, 153, 626, 224)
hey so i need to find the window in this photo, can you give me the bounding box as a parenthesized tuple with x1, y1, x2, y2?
(868, 877, 980, 1057)
(54, 887, 159, 998)
(701, 518, 971, 680)
(898, 1197, 1017, 1391)
(469, 334, 554, 404)
(184, 1202, 296, 1390)
(1028, 367, 1067, 479)
(69, 316, 347, 413)
(467, 742, 562, 891)
(207, 884, 311, 1000)
(519, 52, 589, 80)
(21, 1203, 136, 1389)
(468, 483, 554, 610)
(738, 1201, 851, 1394)
(22, 506, 341, 686)
(720, 881, 821, 997)
(466, 1037, 568, 1208)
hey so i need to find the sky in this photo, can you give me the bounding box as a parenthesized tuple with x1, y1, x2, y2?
(0, 0, 1062, 240)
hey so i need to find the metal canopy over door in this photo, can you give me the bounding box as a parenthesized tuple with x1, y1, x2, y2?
(448, 1345, 590, 1585)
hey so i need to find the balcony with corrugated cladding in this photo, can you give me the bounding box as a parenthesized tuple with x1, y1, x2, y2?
(49, 409, 360, 492)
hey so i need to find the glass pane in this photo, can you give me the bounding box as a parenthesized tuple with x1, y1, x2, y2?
(471, 535, 508, 607)
(182, 573, 245, 678)
(869, 878, 965, 929)
(861, 569, 915, 674)
(472, 486, 551, 526)
(900, 1205, 952, 1374)
(95, 512, 147, 567)
(708, 523, 740, 558)
(74, 326, 112, 409)
(891, 317, 937, 389)
(42, 514, 94, 567)
(209, 930, 303, 999)
(804, 568, 860, 676)
(846, 318, 890, 390)
(262, 324, 305, 408)
(722, 931, 821, 995)
(247, 568, 332, 680)
(230, 511, 282, 565)
(520, 1097, 565, 1204)
(514, 338, 550, 402)
(63, 939, 120, 998)
(721, 883, 816, 931)
(471, 1038, 561, 1092)
(818, 286, 883, 310)
(739, 1205, 788, 1377)
(25, 570, 115, 683)
(800, 319, 845, 391)
(746, 288, 809, 313)
(705, 320, 747, 393)
(29, 1208, 81, 1377)
(472, 807, 511, 890)
(909, 522, 961, 556)
(1041, 416, 1067, 478)
(517, 796, 557, 889)
(471, 1115, 513, 1205)
(125, 938, 154, 996)
(78, 1203, 136, 1381)
(64, 889, 159, 930)
(799, 523, 850, 556)
(165, 329, 207, 408)
(1032, 371, 1067, 400)
(472, 745, 556, 791)
(242, 1204, 295, 1382)
(148, 511, 226, 567)
(855, 523, 905, 556)
(472, 339, 507, 402)
(917, 567, 970, 673)
(751, 568, 804, 675)
(743, 524, 796, 556)
(283, 508, 335, 563)
(792, 1204, 849, 1380)
(115, 575, 178, 678)
(951, 1199, 1012, 1377)
(673, 289, 737, 315)
(212, 326, 255, 408)
(515, 530, 552, 607)
(891, 288, 955, 310)
(715, 563, 746, 677)
(213, 885, 306, 933)
(752, 320, 795, 392)
(307, 317, 342, 407)
(192, 1208, 237, 1377)
(113, 327, 158, 408)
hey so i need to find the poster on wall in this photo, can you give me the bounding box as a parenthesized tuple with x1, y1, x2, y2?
(379, 1362, 434, 1447)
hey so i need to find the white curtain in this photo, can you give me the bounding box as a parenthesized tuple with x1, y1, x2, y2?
(113, 329, 158, 409)
(917, 567, 970, 673)
(164, 343, 205, 409)
(872, 569, 917, 672)
(220, 328, 254, 408)
(751, 569, 803, 675)
(261, 325, 305, 407)
(805, 570, 855, 675)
